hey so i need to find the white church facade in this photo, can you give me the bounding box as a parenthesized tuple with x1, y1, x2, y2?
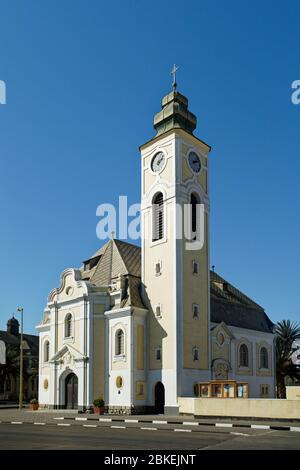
(37, 83, 275, 414)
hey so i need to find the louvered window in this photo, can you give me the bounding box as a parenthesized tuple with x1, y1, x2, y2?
(115, 329, 124, 356)
(190, 193, 199, 241)
(152, 192, 164, 241)
(65, 314, 72, 338)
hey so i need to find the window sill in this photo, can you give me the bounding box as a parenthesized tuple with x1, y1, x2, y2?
(113, 355, 126, 363)
(150, 237, 167, 248)
(63, 337, 74, 344)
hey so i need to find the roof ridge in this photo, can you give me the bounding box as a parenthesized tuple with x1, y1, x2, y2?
(113, 239, 135, 275)
(89, 240, 115, 283)
(113, 239, 140, 250)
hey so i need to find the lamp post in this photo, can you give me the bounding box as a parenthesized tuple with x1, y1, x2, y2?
(16, 307, 23, 410)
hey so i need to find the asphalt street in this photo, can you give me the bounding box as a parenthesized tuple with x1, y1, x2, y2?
(0, 422, 299, 450)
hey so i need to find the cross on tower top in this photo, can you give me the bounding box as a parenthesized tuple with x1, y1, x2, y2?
(171, 64, 179, 91)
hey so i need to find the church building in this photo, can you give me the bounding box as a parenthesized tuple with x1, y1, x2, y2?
(37, 79, 275, 414)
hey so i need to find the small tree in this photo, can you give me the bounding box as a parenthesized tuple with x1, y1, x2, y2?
(275, 320, 300, 398)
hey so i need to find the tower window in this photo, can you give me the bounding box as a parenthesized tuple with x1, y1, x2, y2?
(152, 192, 164, 241)
(155, 304, 162, 318)
(192, 260, 199, 275)
(115, 329, 125, 356)
(192, 303, 199, 318)
(193, 347, 199, 361)
(190, 193, 200, 241)
(155, 261, 162, 276)
(155, 348, 162, 361)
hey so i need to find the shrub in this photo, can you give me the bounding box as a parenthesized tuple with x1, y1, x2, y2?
(93, 397, 105, 408)
(30, 398, 38, 405)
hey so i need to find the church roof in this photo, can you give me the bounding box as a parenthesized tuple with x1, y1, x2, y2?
(81, 239, 274, 333)
(83, 239, 141, 284)
(0, 330, 39, 354)
(80, 239, 144, 309)
(210, 271, 274, 333)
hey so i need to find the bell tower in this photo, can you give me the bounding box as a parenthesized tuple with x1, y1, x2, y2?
(140, 69, 211, 413)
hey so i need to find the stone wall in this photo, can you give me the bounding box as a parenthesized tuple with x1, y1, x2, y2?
(178, 397, 300, 420)
(286, 387, 300, 400)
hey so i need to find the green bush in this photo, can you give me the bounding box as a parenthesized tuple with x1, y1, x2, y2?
(93, 397, 105, 408)
(30, 398, 38, 404)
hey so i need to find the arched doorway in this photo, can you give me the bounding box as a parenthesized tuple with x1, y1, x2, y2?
(65, 373, 78, 409)
(154, 382, 165, 414)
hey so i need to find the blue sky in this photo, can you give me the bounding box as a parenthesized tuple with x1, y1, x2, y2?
(0, 0, 299, 334)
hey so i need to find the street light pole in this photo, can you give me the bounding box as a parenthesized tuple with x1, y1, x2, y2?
(17, 307, 23, 410)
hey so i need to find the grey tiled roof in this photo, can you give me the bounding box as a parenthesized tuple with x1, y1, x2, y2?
(81, 240, 274, 332)
(210, 271, 274, 333)
(80, 240, 144, 308)
(0, 331, 39, 354)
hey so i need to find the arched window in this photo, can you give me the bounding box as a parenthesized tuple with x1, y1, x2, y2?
(115, 329, 124, 356)
(44, 340, 50, 362)
(65, 313, 72, 338)
(152, 192, 164, 241)
(190, 193, 200, 241)
(193, 347, 199, 361)
(260, 347, 268, 369)
(239, 344, 249, 367)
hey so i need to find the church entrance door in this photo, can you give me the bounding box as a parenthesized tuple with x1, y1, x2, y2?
(65, 373, 78, 409)
(154, 382, 165, 414)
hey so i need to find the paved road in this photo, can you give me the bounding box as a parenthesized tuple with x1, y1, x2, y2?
(0, 423, 299, 450)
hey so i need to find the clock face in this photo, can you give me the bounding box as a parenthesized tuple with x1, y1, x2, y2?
(188, 151, 201, 174)
(151, 152, 165, 173)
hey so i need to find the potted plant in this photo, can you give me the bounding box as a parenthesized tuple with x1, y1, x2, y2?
(93, 397, 105, 415)
(29, 398, 39, 411)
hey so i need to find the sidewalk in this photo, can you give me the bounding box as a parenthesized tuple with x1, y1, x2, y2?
(0, 408, 299, 432)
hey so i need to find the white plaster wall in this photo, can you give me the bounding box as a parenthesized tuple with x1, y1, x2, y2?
(229, 325, 275, 398)
(107, 311, 132, 407)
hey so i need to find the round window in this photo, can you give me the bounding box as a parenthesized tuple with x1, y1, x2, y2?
(43, 379, 49, 390)
(116, 376, 123, 389)
(66, 286, 73, 296)
(218, 333, 225, 346)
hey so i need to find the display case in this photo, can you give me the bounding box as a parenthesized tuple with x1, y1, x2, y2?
(194, 380, 249, 398)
